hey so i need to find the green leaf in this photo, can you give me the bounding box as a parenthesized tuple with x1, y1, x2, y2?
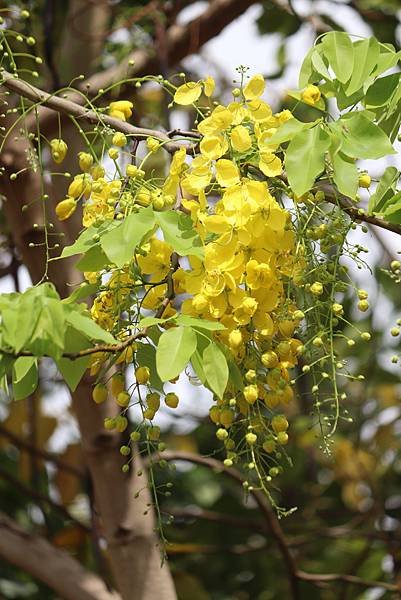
(156, 211, 204, 258)
(136, 342, 164, 391)
(55, 328, 91, 391)
(311, 50, 331, 80)
(321, 31, 354, 84)
(65, 308, 116, 344)
(63, 283, 99, 304)
(266, 118, 318, 146)
(156, 326, 197, 381)
(365, 73, 400, 109)
(383, 195, 401, 223)
(100, 207, 155, 268)
(202, 342, 228, 399)
(59, 221, 115, 259)
(76, 245, 109, 272)
(299, 47, 318, 88)
(330, 150, 358, 199)
(27, 297, 66, 360)
(175, 315, 225, 331)
(57, 356, 90, 391)
(346, 38, 379, 96)
(12, 357, 38, 400)
(139, 316, 173, 328)
(190, 349, 207, 386)
(368, 166, 399, 213)
(285, 126, 330, 196)
(333, 113, 395, 160)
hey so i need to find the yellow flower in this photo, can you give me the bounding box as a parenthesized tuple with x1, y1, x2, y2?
(199, 135, 228, 160)
(68, 174, 91, 199)
(233, 297, 258, 325)
(146, 137, 161, 153)
(109, 100, 133, 121)
(112, 132, 127, 147)
(174, 81, 202, 105)
(137, 238, 172, 280)
(215, 159, 240, 188)
(78, 152, 93, 172)
(245, 259, 273, 290)
(243, 74, 265, 101)
(243, 384, 258, 404)
(55, 197, 77, 221)
(50, 138, 68, 164)
(230, 125, 252, 152)
(259, 151, 282, 177)
(301, 84, 321, 106)
(203, 75, 215, 97)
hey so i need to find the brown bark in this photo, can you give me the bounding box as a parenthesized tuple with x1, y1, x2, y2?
(0, 511, 119, 600)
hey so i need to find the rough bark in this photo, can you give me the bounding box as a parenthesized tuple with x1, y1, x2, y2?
(0, 511, 119, 600)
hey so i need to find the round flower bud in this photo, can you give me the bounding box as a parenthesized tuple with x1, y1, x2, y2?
(120, 445, 131, 456)
(261, 351, 279, 368)
(115, 416, 128, 432)
(165, 392, 179, 409)
(111, 372, 125, 398)
(357, 300, 369, 312)
(245, 432, 257, 445)
(358, 173, 371, 188)
(50, 138, 68, 164)
(216, 428, 228, 441)
(108, 148, 119, 160)
(92, 383, 107, 404)
(117, 391, 130, 408)
(112, 132, 127, 147)
(271, 415, 289, 433)
(135, 366, 150, 384)
(243, 384, 258, 405)
(361, 332, 371, 341)
(147, 426, 161, 441)
(130, 431, 141, 442)
(310, 282, 323, 296)
(276, 431, 289, 445)
(391, 327, 400, 337)
(78, 152, 93, 172)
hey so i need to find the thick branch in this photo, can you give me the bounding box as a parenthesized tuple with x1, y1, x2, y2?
(0, 511, 119, 600)
(1, 69, 193, 154)
(82, 0, 261, 93)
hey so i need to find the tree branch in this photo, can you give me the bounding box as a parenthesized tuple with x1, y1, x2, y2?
(0, 70, 193, 154)
(82, 0, 261, 93)
(0, 511, 119, 600)
(149, 451, 401, 597)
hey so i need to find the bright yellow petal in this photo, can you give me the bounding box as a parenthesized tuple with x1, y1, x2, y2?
(204, 75, 215, 97)
(174, 82, 202, 105)
(230, 125, 252, 152)
(215, 159, 240, 188)
(244, 74, 265, 100)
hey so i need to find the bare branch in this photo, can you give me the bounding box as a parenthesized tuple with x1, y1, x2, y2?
(0, 70, 194, 154)
(0, 511, 119, 600)
(84, 0, 261, 93)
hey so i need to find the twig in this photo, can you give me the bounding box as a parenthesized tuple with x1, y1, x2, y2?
(145, 450, 301, 600)
(0, 465, 90, 533)
(0, 424, 84, 477)
(146, 451, 401, 597)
